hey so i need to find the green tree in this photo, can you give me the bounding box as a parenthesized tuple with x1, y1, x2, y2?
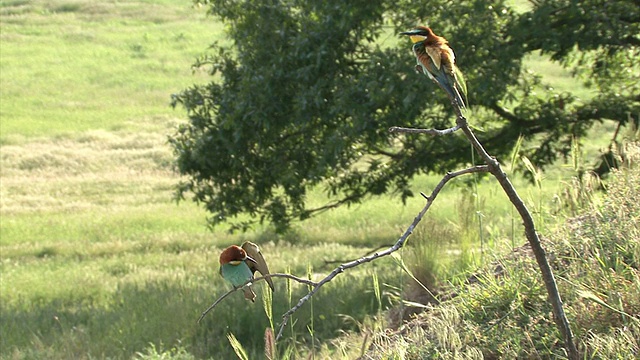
(170, 0, 639, 232)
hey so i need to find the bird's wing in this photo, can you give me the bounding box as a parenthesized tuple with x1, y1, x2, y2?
(441, 46, 467, 108)
(425, 46, 442, 69)
(242, 287, 257, 302)
(442, 45, 455, 66)
(241, 241, 275, 291)
(413, 43, 435, 79)
(413, 42, 466, 108)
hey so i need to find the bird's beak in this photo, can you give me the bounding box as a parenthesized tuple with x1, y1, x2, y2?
(400, 31, 427, 44)
(245, 255, 257, 264)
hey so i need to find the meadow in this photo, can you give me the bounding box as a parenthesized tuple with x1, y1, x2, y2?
(0, 0, 635, 359)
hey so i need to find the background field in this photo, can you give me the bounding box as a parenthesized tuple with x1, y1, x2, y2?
(0, 0, 630, 359)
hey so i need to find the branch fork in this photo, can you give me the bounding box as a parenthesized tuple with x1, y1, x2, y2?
(199, 164, 490, 341)
(391, 99, 578, 359)
(199, 97, 578, 359)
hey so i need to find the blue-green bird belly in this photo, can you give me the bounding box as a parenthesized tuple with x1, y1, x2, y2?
(221, 262, 254, 287)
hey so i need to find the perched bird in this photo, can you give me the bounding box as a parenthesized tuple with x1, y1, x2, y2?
(400, 26, 468, 109)
(241, 241, 275, 293)
(219, 242, 274, 302)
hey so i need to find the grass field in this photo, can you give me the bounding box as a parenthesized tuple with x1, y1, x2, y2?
(0, 0, 633, 359)
(0, 0, 223, 141)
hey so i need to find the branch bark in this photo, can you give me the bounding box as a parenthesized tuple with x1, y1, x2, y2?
(389, 71, 577, 358)
(197, 273, 319, 324)
(451, 104, 578, 359)
(199, 102, 578, 360)
(389, 124, 460, 136)
(275, 164, 489, 340)
(198, 164, 491, 337)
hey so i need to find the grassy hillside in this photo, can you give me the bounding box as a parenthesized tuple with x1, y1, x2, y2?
(1, 0, 636, 359)
(322, 144, 640, 359)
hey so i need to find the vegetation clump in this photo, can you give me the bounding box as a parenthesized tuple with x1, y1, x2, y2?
(351, 144, 640, 359)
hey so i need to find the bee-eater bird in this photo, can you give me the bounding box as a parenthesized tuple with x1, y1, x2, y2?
(241, 241, 275, 293)
(400, 26, 468, 109)
(219, 242, 274, 302)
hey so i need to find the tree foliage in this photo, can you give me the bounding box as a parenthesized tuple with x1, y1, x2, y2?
(170, 0, 639, 232)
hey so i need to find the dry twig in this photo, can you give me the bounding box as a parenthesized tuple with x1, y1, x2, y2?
(389, 96, 578, 358)
(274, 164, 490, 340)
(197, 273, 319, 324)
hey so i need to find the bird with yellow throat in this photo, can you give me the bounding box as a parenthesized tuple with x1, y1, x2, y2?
(401, 26, 468, 110)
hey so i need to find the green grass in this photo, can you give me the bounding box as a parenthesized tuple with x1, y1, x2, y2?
(0, 130, 527, 358)
(0, 0, 631, 358)
(314, 144, 640, 359)
(0, 0, 222, 141)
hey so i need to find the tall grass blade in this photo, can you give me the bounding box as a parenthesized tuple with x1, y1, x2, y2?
(571, 135, 581, 171)
(262, 282, 274, 330)
(307, 264, 315, 358)
(227, 333, 249, 360)
(510, 135, 525, 170)
(577, 290, 635, 319)
(521, 155, 539, 186)
(372, 272, 382, 312)
(390, 252, 438, 301)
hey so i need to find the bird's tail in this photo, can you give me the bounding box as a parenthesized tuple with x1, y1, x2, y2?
(243, 286, 257, 302)
(452, 86, 467, 110)
(439, 81, 466, 110)
(453, 67, 468, 109)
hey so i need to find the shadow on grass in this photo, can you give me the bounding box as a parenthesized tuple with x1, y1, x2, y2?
(1, 265, 399, 359)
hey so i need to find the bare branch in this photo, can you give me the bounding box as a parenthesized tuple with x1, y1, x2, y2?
(448, 96, 578, 359)
(385, 90, 578, 359)
(302, 194, 361, 216)
(257, 273, 319, 287)
(323, 244, 393, 265)
(197, 287, 237, 324)
(388, 124, 460, 136)
(275, 164, 489, 341)
(466, 124, 578, 359)
(488, 102, 527, 125)
(197, 273, 319, 324)
(371, 146, 401, 159)
(198, 79, 578, 359)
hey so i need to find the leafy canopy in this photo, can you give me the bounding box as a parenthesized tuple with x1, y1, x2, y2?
(170, 0, 639, 232)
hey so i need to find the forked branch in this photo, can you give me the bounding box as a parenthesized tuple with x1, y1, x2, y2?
(391, 97, 578, 359)
(274, 164, 489, 340)
(198, 164, 490, 338)
(200, 98, 577, 359)
(454, 113, 578, 359)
